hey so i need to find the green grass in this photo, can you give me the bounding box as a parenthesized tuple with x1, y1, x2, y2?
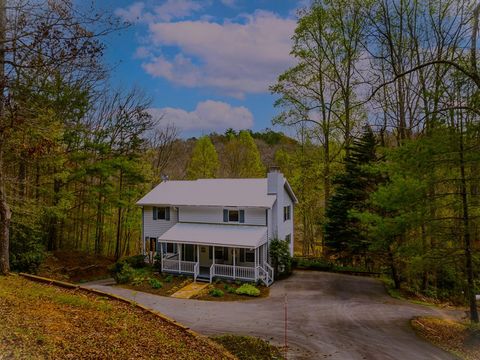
(212, 335, 284, 360)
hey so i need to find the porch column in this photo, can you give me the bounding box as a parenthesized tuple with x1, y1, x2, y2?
(196, 245, 200, 263)
(178, 243, 182, 273)
(233, 248, 236, 279)
(254, 247, 257, 281)
(160, 241, 163, 272)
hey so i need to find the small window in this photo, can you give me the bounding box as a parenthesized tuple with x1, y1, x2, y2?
(153, 207, 170, 221)
(285, 234, 291, 243)
(229, 210, 239, 222)
(283, 206, 291, 221)
(223, 209, 245, 223)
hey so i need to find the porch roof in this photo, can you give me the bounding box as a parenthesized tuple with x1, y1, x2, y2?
(158, 223, 267, 248)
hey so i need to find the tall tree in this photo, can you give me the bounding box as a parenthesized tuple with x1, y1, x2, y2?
(324, 126, 379, 264)
(187, 136, 219, 179)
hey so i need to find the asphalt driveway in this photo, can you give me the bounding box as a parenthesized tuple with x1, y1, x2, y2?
(85, 271, 459, 359)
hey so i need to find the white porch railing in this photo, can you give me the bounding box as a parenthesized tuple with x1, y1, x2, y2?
(162, 258, 197, 275)
(257, 264, 273, 287)
(265, 263, 274, 284)
(210, 264, 257, 281)
(194, 262, 199, 281)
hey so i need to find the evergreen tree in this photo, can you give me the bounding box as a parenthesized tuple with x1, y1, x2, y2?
(324, 126, 378, 262)
(186, 136, 219, 179)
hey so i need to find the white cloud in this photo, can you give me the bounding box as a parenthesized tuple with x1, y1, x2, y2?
(115, 0, 207, 23)
(140, 10, 296, 97)
(148, 100, 254, 132)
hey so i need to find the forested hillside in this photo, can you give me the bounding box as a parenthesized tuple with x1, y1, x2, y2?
(0, 0, 479, 325)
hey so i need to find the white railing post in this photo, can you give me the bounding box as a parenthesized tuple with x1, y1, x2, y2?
(233, 248, 236, 280)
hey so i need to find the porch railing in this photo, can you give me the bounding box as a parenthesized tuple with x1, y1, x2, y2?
(211, 264, 256, 281)
(194, 262, 199, 281)
(162, 258, 197, 274)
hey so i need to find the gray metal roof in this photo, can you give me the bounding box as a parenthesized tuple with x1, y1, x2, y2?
(136, 178, 277, 208)
(158, 222, 267, 248)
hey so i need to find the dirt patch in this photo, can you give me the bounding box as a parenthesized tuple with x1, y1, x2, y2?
(212, 335, 284, 360)
(0, 274, 233, 359)
(411, 317, 480, 360)
(37, 251, 114, 283)
(116, 272, 193, 297)
(192, 281, 269, 301)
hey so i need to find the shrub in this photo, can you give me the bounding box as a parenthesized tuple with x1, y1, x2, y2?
(224, 284, 236, 294)
(235, 284, 260, 297)
(149, 278, 163, 289)
(123, 254, 147, 269)
(153, 254, 162, 272)
(114, 263, 135, 284)
(270, 238, 292, 279)
(209, 288, 224, 297)
(165, 274, 173, 283)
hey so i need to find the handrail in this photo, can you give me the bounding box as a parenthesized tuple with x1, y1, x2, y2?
(209, 264, 215, 283)
(194, 262, 199, 281)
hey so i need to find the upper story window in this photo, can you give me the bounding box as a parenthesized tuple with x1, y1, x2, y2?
(153, 207, 170, 221)
(283, 205, 291, 221)
(223, 208, 245, 223)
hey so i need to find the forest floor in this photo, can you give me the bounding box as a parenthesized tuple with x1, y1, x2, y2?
(411, 317, 480, 360)
(37, 250, 114, 283)
(0, 275, 233, 359)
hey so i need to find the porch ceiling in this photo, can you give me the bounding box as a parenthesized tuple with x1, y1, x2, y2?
(158, 223, 267, 248)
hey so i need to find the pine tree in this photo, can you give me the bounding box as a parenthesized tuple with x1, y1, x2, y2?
(324, 126, 378, 263)
(186, 136, 219, 179)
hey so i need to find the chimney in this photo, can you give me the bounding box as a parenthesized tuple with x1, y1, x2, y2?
(267, 167, 283, 194)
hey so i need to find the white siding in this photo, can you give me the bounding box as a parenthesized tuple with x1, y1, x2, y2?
(178, 206, 266, 226)
(143, 206, 178, 239)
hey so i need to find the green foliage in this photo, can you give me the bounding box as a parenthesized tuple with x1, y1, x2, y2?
(165, 274, 173, 283)
(186, 136, 219, 179)
(292, 257, 333, 271)
(325, 126, 379, 261)
(112, 263, 135, 284)
(269, 239, 292, 278)
(149, 278, 163, 289)
(224, 130, 265, 178)
(223, 284, 236, 293)
(235, 284, 260, 297)
(122, 255, 146, 269)
(209, 288, 224, 297)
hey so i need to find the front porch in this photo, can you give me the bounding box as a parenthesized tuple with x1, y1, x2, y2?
(159, 243, 273, 286)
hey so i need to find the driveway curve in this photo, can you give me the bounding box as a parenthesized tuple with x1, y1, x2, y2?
(85, 271, 459, 359)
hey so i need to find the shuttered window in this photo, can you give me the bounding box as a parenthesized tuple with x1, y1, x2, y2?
(223, 209, 245, 223)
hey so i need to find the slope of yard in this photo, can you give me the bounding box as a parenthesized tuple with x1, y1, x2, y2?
(411, 317, 480, 360)
(0, 275, 233, 359)
(37, 250, 115, 283)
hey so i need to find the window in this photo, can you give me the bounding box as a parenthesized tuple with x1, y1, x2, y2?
(153, 207, 170, 221)
(166, 243, 176, 253)
(209, 247, 228, 260)
(223, 209, 245, 223)
(229, 210, 239, 222)
(283, 206, 291, 221)
(285, 234, 291, 243)
(240, 248, 255, 262)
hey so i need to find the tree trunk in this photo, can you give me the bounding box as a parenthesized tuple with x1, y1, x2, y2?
(0, 0, 9, 275)
(458, 126, 479, 323)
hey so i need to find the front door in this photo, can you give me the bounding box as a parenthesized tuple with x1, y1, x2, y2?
(184, 244, 194, 262)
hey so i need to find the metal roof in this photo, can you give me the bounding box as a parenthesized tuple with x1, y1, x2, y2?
(158, 223, 268, 248)
(136, 178, 277, 208)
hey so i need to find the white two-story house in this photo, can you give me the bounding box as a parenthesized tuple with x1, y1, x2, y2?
(136, 168, 297, 286)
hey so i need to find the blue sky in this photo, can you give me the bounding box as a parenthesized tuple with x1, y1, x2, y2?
(99, 0, 305, 137)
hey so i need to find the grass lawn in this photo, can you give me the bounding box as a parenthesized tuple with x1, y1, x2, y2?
(411, 317, 480, 360)
(193, 281, 269, 301)
(212, 335, 284, 360)
(115, 270, 193, 297)
(0, 275, 232, 359)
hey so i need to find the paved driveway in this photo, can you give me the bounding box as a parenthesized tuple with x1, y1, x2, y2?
(85, 271, 459, 359)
